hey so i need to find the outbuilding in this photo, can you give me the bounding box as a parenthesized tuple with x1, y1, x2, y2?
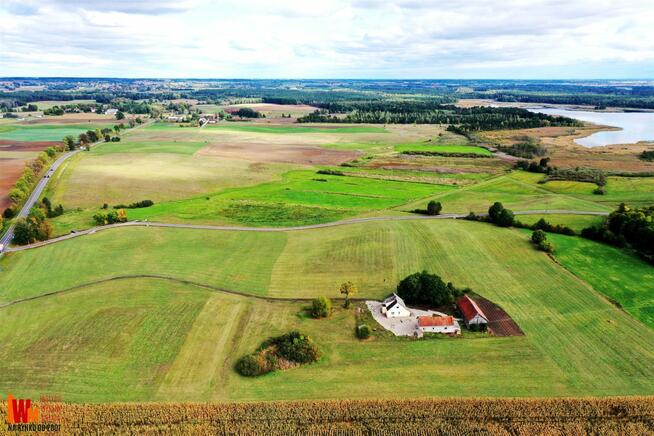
(456, 294, 488, 328)
(417, 315, 461, 335)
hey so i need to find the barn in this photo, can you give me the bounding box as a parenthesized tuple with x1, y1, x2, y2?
(456, 294, 488, 328)
(417, 315, 461, 335)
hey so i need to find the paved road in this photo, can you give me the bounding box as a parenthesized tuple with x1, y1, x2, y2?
(5, 209, 609, 253)
(0, 120, 153, 255)
(0, 149, 80, 250)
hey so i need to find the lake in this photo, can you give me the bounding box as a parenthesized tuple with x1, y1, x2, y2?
(528, 108, 654, 147)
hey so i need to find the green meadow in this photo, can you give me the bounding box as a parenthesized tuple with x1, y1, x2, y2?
(1, 220, 653, 402)
(394, 144, 492, 156)
(0, 123, 112, 142)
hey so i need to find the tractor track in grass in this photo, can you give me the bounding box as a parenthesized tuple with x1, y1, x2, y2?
(0, 274, 366, 310)
(3, 209, 609, 253)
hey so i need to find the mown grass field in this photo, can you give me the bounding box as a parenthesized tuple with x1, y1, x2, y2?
(1, 220, 653, 402)
(400, 172, 612, 215)
(0, 123, 112, 141)
(547, 233, 654, 329)
(49, 152, 289, 209)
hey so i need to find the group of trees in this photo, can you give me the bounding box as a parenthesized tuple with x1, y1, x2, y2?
(641, 150, 654, 162)
(515, 157, 552, 174)
(487, 202, 515, 227)
(299, 104, 581, 131)
(234, 108, 263, 118)
(498, 137, 547, 159)
(41, 197, 63, 218)
(12, 207, 52, 245)
(93, 209, 127, 226)
(112, 199, 154, 209)
(581, 204, 654, 264)
(397, 271, 463, 307)
(413, 200, 443, 216)
(5, 147, 57, 218)
(235, 331, 319, 377)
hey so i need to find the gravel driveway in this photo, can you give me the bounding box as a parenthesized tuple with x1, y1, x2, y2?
(366, 301, 453, 337)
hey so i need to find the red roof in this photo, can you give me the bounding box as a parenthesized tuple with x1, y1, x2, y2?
(418, 315, 455, 327)
(456, 295, 487, 322)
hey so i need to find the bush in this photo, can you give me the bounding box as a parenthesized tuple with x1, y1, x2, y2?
(311, 296, 332, 318)
(275, 332, 319, 364)
(531, 218, 575, 236)
(316, 169, 345, 176)
(639, 150, 654, 161)
(496, 209, 515, 227)
(397, 271, 461, 307)
(426, 200, 442, 216)
(593, 186, 606, 195)
(531, 229, 547, 244)
(356, 324, 371, 339)
(235, 354, 266, 377)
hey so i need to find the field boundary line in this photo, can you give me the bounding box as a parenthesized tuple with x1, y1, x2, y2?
(0, 274, 367, 310)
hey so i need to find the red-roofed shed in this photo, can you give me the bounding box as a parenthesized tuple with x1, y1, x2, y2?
(456, 294, 488, 327)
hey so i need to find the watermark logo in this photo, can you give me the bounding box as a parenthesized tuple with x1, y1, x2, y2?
(5, 394, 61, 432)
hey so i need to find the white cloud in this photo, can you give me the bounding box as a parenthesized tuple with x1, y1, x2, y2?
(0, 0, 653, 78)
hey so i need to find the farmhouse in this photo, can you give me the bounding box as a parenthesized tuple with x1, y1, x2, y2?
(457, 294, 488, 328)
(417, 315, 461, 335)
(105, 108, 118, 116)
(381, 294, 411, 318)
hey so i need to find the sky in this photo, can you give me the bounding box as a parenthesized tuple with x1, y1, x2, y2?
(1, 0, 653, 79)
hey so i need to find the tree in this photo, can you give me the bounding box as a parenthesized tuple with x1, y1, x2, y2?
(426, 200, 442, 216)
(339, 281, 357, 308)
(356, 324, 371, 339)
(64, 135, 76, 150)
(496, 208, 514, 227)
(396, 270, 460, 307)
(311, 296, 332, 318)
(488, 202, 505, 222)
(531, 229, 547, 244)
(116, 111, 125, 120)
(12, 207, 52, 245)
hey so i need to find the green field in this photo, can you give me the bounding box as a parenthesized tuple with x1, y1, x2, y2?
(547, 233, 654, 329)
(400, 172, 612, 215)
(119, 170, 452, 227)
(0, 123, 112, 142)
(394, 144, 492, 156)
(1, 220, 653, 402)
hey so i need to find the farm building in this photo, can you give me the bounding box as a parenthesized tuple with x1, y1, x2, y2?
(457, 294, 488, 328)
(105, 108, 118, 116)
(417, 315, 461, 335)
(381, 294, 411, 318)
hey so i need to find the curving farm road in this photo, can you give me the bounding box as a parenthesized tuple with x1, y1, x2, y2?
(5, 209, 609, 253)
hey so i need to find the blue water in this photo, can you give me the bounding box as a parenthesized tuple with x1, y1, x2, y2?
(528, 108, 654, 147)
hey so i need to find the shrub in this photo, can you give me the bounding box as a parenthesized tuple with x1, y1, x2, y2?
(356, 324, 371, 339)
(311, 296, 332, 319)
(496, 208, 515, 227)
(397, 270, 461, 307)
(275, 332, 319, 364)
(316, 169, 345, 176)
(640, 150, 654, 161)
(235, 354, 266, 377)
(426, 200, 442, 216)
(593, 186, 606, 195)
(531, 229, 547, 245)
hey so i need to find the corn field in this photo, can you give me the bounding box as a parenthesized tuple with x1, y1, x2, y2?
(1, 397, 653, 435)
